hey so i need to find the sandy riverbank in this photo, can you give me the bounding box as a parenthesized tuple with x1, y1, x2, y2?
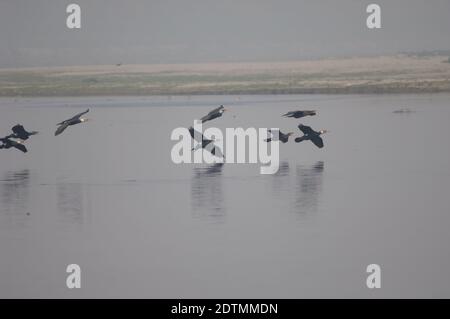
(1, 55, 450, 96)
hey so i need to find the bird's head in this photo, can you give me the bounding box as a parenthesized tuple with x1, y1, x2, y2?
(80, 118, 89, 123)
(320, 130, 328, 135)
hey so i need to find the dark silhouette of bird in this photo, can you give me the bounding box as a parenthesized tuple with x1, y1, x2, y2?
(0, 136, 27, 153)
(264, 129, 294, 143)
(283, 110, 316, 118)
(200, 105, 227, 123)
(10, 124, 38, 140)
(55, 109, 89, 136)
(188, 126, 224, 158)
(295, 124, 327, 148)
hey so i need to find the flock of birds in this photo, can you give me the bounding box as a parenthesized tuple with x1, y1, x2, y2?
(187, 106, 327, 157)
(269, 110, 327, 148)
(0, 109, 90, 153)
(1, 105, 327, 155)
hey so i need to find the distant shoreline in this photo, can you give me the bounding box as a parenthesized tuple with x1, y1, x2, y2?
(1, 55, 449, 97)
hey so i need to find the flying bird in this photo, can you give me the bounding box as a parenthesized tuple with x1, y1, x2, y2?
(200, 105, 227, 123)
(55, 109, 90, 136)
(295, 124, 327, 148)
(0, 136, 27, 153)
(264, 130, 294, 143)
(283, 110, 316, 119)
(10, 124, 38, 140)
(188, 126, 224, 158)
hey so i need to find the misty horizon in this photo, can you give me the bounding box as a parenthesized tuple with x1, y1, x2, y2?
(1, 0, 450, 68)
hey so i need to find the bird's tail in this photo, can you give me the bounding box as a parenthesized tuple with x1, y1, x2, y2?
(30, 131, 38, 135)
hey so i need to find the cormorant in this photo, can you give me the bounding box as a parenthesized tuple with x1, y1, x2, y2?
(200, 105, 227, 123)
(0, 136, 27, 153)
(283, 110, 316, 118)
(264, 130, 294, 143)
(10, 124, 38, 140)
(295, 124, 327, 148)
(55, 109, 89, 136)
(188, 126, 224, 158)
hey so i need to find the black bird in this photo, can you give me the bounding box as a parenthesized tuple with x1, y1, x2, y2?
(0, 136, 27, 153)
(10, 124, 38, 140)
(295, 124, 327, 148)
(283, 110, 316, 118)
(200, 105, 227, 123)
(264, 129, 294, 143)
(55, 109, 90, 136)
(188, 126, 224, 158)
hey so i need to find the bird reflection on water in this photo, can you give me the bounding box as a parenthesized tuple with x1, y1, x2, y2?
(270, 161, 325, 216)
(191, 163, 225, 222)
(271, 161, 291, 195)
(295, 161, 324, 215)
(0, 169, 30, 227)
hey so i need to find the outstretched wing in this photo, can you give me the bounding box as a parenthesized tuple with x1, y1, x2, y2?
(282, 111, 295, 117)
(200, 113, 213, 123)
(295, 136, 306, 143)
(57, 109, 89, 125)
(205, 143, 224, 158)
(11, 141, 27, 153)
(304, 110, 317, 116)
(188, 127, 205, 144)
(71, 109, 89, 121)
(55, 122, 69, 136)
(12, 124, 27, 136)
(310, 136, 324, 148)
(201, 106, 223, 123)
(298, 124, 315, 135)
(208, 105, 224, 115)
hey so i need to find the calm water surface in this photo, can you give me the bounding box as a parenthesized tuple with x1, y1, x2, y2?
(0, 94, 450, 298)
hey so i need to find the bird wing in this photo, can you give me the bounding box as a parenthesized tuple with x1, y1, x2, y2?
(201, 108, 223, 123)
(55, 122, 69, 136)
(200, 113, 213, 122)
(12, 124, 27, 136)
(298, 124, 315, 135)
(11, 140, 27, 153)
(57, 109, 89, 125)
(188, 127, 204, 143)
(71, 109, 89, 121)
(208, 105, 224, 115)
(310, 136, 324, 148)
(295, 136, 306, 143)
(206, 143, 224, 158)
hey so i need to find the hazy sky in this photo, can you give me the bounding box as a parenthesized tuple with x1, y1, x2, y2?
(0, 0, 449, 67)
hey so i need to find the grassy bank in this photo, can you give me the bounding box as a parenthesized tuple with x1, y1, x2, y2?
(1, 55, 450, 96)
